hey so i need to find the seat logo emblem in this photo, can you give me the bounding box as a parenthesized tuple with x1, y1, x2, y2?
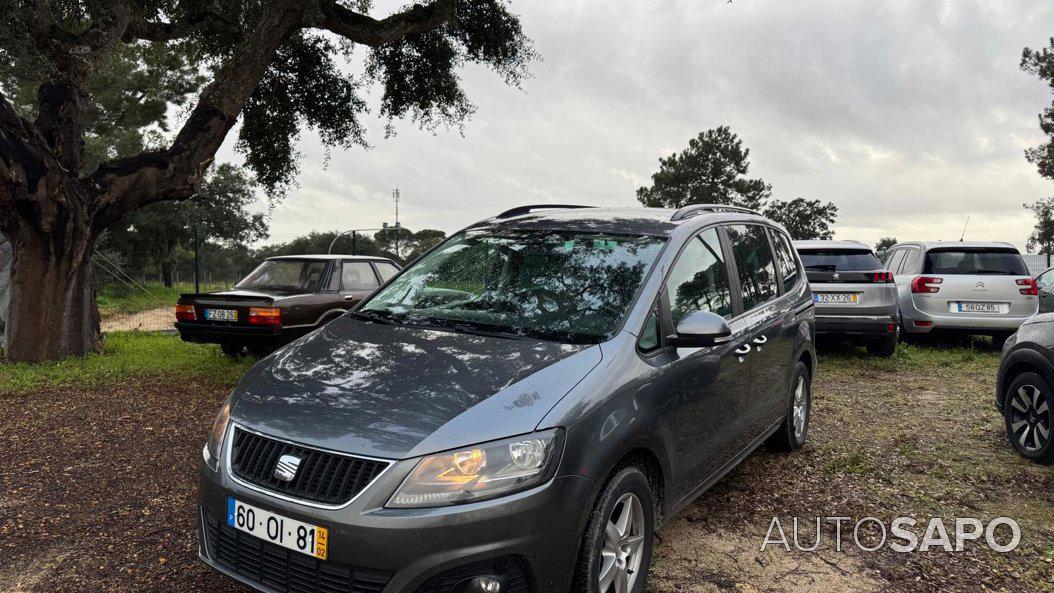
(274, 454, 302, 482)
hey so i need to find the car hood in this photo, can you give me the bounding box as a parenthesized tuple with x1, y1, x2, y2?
(229, 316, 603, 459)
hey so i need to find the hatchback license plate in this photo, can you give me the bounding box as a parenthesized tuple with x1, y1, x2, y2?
(205, 308, 237, 321)
(227, 497, 328, 560)
(957, 302, 999, 313)
(814, 293, 858, 304)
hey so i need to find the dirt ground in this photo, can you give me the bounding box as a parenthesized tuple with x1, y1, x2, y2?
(1, 343, 1052, 593)
(100, 307, 174, 333)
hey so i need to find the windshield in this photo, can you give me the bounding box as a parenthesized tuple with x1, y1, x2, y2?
(799, 250, 883, 271)
(236, 260, 328, 291)
(923, 249, 1028, 275)
(358, 230, 666, 343)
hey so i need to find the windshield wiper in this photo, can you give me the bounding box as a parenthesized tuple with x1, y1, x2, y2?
(346, 310, 400, 325)
(401, 316, 528, 340)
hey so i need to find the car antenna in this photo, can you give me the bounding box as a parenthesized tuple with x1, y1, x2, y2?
(960, 215, 970, 242)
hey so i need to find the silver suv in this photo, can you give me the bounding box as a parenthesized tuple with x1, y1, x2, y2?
(795, 240, 899, 356)
(883, 241, 1037, 343)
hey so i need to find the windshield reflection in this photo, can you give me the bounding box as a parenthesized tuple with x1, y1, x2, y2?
(360, 230, 666, 343)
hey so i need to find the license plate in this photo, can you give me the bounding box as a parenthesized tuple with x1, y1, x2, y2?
(205, 308, 238, 322)
(957, 302, 999, 313)
(227, 497, 328, 560)
(814, 293, 858, 304)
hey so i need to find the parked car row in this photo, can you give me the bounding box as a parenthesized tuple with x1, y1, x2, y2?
(189, 205, 1051, 593)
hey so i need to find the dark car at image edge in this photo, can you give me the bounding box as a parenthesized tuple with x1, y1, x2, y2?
(176, 254, 400, 356)
(197, 204, 817, 593)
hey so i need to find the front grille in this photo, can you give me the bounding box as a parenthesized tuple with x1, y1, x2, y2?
(230, 427, 390, 506)
(415, 557, 532, 593)
(204, 513, 393, 593)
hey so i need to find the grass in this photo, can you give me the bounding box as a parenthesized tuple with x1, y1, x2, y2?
(818, 335, 1002, 374)
(96, 282, 233, 318)
(0, 332, 257, 395)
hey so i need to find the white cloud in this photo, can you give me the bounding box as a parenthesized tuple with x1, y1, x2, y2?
(219, 0, 1054, 250)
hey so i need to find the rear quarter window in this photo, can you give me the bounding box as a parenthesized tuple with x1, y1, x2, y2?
(923, 249, 1029, 275)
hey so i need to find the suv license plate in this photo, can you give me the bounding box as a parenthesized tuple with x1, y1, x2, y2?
(958, 302, 999, 313)
(205, 308, 238, 321)
(814, 293, 858, 304)
(227, 498, 328, 560)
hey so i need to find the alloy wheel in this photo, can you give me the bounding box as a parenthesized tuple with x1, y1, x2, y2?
(792, 375, 808, 440)
(598, 493, 645, 593)
(1009, 384, 1051, 452)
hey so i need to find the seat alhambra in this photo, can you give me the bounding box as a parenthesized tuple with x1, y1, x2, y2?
(198, 205, 817, 593)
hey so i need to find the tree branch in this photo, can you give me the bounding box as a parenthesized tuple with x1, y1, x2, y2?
(312, 0, 456, 47)
(90, 0, 309, 226)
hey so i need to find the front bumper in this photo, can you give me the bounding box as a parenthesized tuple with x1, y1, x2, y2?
(815, 314, 896, 338)
(199, 453, 595, 593)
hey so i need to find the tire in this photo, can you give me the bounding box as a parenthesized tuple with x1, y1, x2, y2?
(572, 466, 656, 593)
(866, 333, 897, 357)
(1003, 372, 1054, 464)
(221, 344, 247, 358)
(770, 361, 811, 451)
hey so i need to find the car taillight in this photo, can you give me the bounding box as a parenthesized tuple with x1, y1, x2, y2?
(911, 276, 942, 294)
(175, 304, 196, 322)
(1017, 278, 1038, 296)
(872, 271, 894, 283)
(248, 307, 281, 326)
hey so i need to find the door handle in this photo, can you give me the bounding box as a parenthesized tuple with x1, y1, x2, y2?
(734, 344, 751, 357)
(343, 295, 356, 301)
(752, 335, 768, 345)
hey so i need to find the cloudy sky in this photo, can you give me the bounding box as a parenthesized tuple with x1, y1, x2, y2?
(217, 0, 1054, 249)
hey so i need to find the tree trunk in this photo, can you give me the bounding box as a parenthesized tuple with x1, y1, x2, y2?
(4, 223, 100, 362)
(160, 259, 175, 288)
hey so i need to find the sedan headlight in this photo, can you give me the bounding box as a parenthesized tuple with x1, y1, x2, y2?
(204, 398, 232, 464)
(387, 428, 563, 508)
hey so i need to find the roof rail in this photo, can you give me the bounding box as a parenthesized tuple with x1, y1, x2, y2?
(494, 204, 595, 219)
(670, 204, 761, 221)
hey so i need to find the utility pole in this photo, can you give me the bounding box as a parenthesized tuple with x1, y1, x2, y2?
(194, 225, 201, 293)
(393, 187, 401, 259)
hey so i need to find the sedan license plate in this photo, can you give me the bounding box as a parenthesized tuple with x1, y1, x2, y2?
(957, 302, 999, 314)
(814, 292, 858, 304)
(204, 308, 238, 322)
(227, 498, 328, 560)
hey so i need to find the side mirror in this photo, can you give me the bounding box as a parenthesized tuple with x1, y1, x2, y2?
(669, 310, 732, 348)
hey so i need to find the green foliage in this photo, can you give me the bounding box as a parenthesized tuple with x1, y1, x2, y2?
(0, 332, 256, 394)
(101, 164, 267, 286)
(238, 33, 368, 190)
(1024, 197, 1054, 254)
(636, 126, 771, 210)
(1022, 39, 1054, 181)
(638, 126, 837, 238)
(875, 236, 898, 252)
(763, 197, 838, 240)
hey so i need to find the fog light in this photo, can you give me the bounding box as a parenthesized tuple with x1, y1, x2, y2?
(468, 576, 502, 593)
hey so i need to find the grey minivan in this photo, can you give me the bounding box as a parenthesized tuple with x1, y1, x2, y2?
(198, 205, 817, 593)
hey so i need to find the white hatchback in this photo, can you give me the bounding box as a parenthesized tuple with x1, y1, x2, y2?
(883, 241, 1038, 342)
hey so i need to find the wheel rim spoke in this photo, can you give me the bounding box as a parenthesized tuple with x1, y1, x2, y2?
(1019, 424, 1032, 448)
(615, 499, 633, 538)
(605, 521, 621, 549)
(624, 534, 645, 557)
(1011, 395, 1029, 413)
(1033, 388, 1043, 412)
(1038, 400, 1049, 415)
(616, 565, 629, 593)
(598, 552, 617, 593)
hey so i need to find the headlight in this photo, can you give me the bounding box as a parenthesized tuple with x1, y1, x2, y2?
(204, 398, 232, 463)
(387, 428, 563, 508)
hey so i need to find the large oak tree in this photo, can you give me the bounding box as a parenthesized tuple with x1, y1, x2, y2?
(0, 0, 532, 361)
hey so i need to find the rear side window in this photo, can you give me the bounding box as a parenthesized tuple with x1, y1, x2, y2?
(923, 249, 1029, 276)
(886, 250, 906, 273)
(768, 229, 800, 292)
(799, 249, 882, 272)
(900, 248, 920, 274)
(726, 225, 779, 311)
(665, 228, 734, 322)
(342, 261, 380, 291)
